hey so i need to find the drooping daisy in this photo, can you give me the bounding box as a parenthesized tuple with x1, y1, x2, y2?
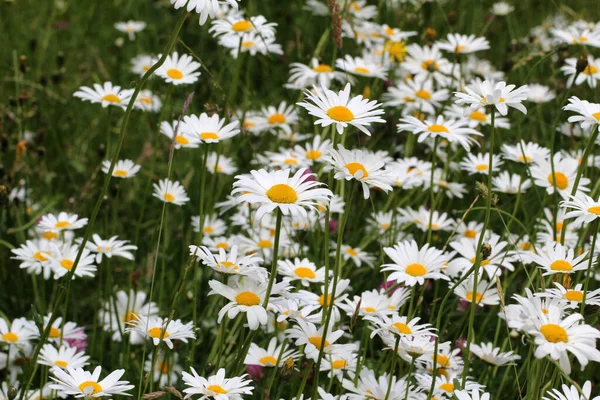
(101, 159, 141, 179)
(182, 367, 254, 399)
(161, 120, 201, 149)
(470, 342, 521, 366)
(128, 317, 195, 349)
(114, 20, 146, 40)
(73, 82, 133, 110)
(244, 337, 298, 368)
(39, 344, 89, 370)
(459, 153, 504, 175)
(561, 55, 600, 88)
(381, 240, 449, 286)
(190, 245, 265, 277)
(47, 243, 97, 279)
(232, 168, 332, 223)
(0, 317, 39, 346)
(529, 243, 588, 276)
(277, 258, 326, 286)
(170, 0, 241, 25)
(492, 171, 532, 194)
(297, 83, 385, 135)
(335, 55, 387, 80)
(83, 234, 137, 264)
(437, 33, 490, 54)
(561, 193, 600, 225)
(397, 115, 482, 151)
(180, 113, 240, 143)
(455, 80, 529, 116)
(530, 152, 590, 199)
(38, 212, 88, 232)
(153, 179, 190, 206)
(563, 96, 600, 130)
(454, 276, 500, 306)
(155, 52, 201, 85)
(49, 366, 134, 398)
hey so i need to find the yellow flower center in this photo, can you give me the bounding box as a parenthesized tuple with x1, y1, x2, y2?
(476, 164, 489, 171)
(200, 132, 219, 140)
(587, 206, 600, 215)
(308, 336, 330, 350)
(54, 360, 68, 368)
(314, 64, 333, 73)
(167, 69, 183, 80)
(163, 193, 175, 202)
(266, 183, 298, 204)
(547, 172, 569, 190)
(550, 260, 573, 272)
(294, 267, 316, 279)
(158, 362, 171, 374)
(393, 322, 412, 334)
(268, 113, 287, 125)
(344, 162, 368, 178)
(405, 263, 427, 277)
(466, 292, 483, 303)
(175, 135, 189, 145)
(2, 332, 18, 342)
(78, 382, 103, 395)
(305, 150, 322, 160)
(592, 112, 600, 120)
(318, 294, 333, 307)
(435, 354, 450, 367)
(148, 327, 169, 338)
(427, 124, 449, 133)
(564, 291, 584, 302)
(332, 360, 347, 369)
(60, 259, 74, 270)
(464, 229, 477, 238)
(101, 94, 121, 104)
(257, 239, 273, 249)
(123, 312, 138, 323)
(470, 258, 490, 266)
(540, 323, 568, 343)
(345, 248, 359, 257)
(114, 169, 128, 177)
(34, 251, 49, 261)
(42, 231, 58, 240)
(421, 59, 438, 71)
(232, 20, 252, 32)
(242, 41, 255, 48)
(520, 242, 533, 250)
(49, 327, 61, 338)
(55, 221, 71, 228)
(363, 307, 377, 313)
(416, 89, 432, 100)
(440, 383, 454, 392)
(455, 44, 467, 53)
(284, 158, 298, 165)
(206, 385, 228, 395)
(518, 155, 532, 163)
(583, 65, 598, 75)
(354, 67, 370, 74)
(216, 242, 229, 249)
(236, 291, 261, 306)
(327, 106, 355, 122)
(139, 97, 153, 105)
(219, 261, 238, 271)
(469, 110, 487, 122)
(259, 356, 278, 366)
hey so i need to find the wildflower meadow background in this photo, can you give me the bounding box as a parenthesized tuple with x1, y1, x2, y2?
(2, 0, 600, 400)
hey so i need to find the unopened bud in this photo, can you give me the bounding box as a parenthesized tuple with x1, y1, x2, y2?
(7, 387, 18, 400)
(426, 28, 436, 41)
(447, 11, 457, 26)
(576, 54, 589, 74)
(205, 362, 215, 374)
(0, 185, 9, 207)
(19, 55, 27, 74)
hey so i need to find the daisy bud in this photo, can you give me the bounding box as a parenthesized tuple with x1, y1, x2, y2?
(509, 329, 519, 339)
(57, 51, 65, 67)
(246, 364, 264, 381)
(576, 54, 589, 75)
(97, 144, 106, 159)
(51, 70, 63, 85)
(19, 55, 27, 73)
(0, 185, 9, 207)
(7, 387, 18, 400)
(205, 362, 215, 374)
(350, 298, 362, 332)
(426, 27, 436, 40)
(447, 11, 457, 26)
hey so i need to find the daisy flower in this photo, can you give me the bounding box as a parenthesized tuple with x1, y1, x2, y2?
(527, 83, 556, 103)
(563, 96, 600, 130)
(182, 367, 253, 399)
(543, 381, 600, 400)
(133, 90, 162, 112)
(192, 214, 227, 236)
(293, 136, 332, 165)
(161, 120, 201, 149)
(381, 240, 449, 286)
(438, 33, 490, 54)
(153, 179, 190, 206)
(501, 140, 549, 164)
(551, 27, 600, 48)
(365, 314, 435, 340)
(11, 239, 53, 279)
(206, 153, 237, 175)
(131, 54, 156, 76)
(83, 234, 137, 264)
(180, 113, 240, 143)
(338, 245, 375, 267)
(492, 171, 532, 194)
(400, 206, 456, 232)
(38, 212, 88, 232)
(529, 242, 588, 276)
(39, 344, 89, 370)
(445, 105, 511, 129)
(0, 317, 38, 346)
(47, 243, 97, 279)
(155, 52, 201, 85)
(208, 276, 288, 330)
(383, 77, 449, 115)
(100, 290, 159, 344)
(285, 319, 344, 360)
(101, 159, 141, 178)
(397, 115, 482, 151)
(455, 389, 491, 400)
(210, 15, 277, 39)
(562, 55, 600, 88)
(277, 257, 326, 286)
(286, 58, 349, 89)
(297, 83, 385, 135)
(541, 282, 600, 309)
(491, 2, 514, 15)
(232, 168, 332, 223)
(73, 82, 133, 109)
(415, 374, 482, 398)
(220, 32, 283, 58)
(470, 342, 521, 366)
(403, 43, 454, 86)
(325, 146, 392, 199)
(447, 234, 515, 278)
(335, 55, 387, 80)
(190, 245, 265, 277)
(460, 153, 504, 175)
(43, 315, 86, 344)
(144, 352, 182, 387)
(170, 0, 241, 25)
(114, 20, 146, 40)
(530, 152, 590, 199)
(128, 317, 195, 350)
(454, 80, 529, 116)
(49, 366, 134, 398)
(561, 193, 600, 225)
(244, 337, 298, 368)
(342, 368, 416, 400)
(454, 276, 500, 306)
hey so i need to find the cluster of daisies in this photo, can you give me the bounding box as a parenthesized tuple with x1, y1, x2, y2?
(3, 0, 600, 400)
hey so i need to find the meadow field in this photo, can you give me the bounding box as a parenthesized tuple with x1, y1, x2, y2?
(1, 0, 600, 399)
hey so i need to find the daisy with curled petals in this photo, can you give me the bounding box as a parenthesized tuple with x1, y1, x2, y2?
(156, 52, 201, 85)
(232, 168, 332, 223)
(528, 308, 600, 373)
(128, 317, 195, 349)
(47, 243, 97, 279)
(530, 153, 590, 199)
(39, 212, 88, 232)
(563, 96, 600, 130)
(454, 80, 529, 116)
(455, 389, 491, 400)
(460, 153, 504, 175)
(101, 159, 141, 179)
(161, 120, 201, 149)
(335, 55, 387, 80)
(325, 145, 392, 199)
(39, 344, 89, 370)
(189, 245, 265, 277)
(277, 258, 326, 286)
(454, 276, 500, 306)
(561, 193, 600, 225)
(562, 55, 600, 88)
(397, 115, 482, 151)
(543, 381, 600, 400)
(180, 113, 240, 143)
(0, 317, 38, 346)
(49, 366, 134, 398)
(11, 239, 53, 279)
(83, 234, 137, 264)
(153, 179, 190, 206)
(244, 337, 298, 368)
(437, 33, 490, 54)
(381, 240, 449, 286)
(470, 342, 521, 366)
(73, 82, 133, 110)
(208, 277, 288, 330)
(540, 282, 600, 309)
(286, 58, 349, 90)
(297, 83, 385, 135)
(182, 367, 253, 399)
(529, 243, 588, 276)
(114, 20, 146, 40)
